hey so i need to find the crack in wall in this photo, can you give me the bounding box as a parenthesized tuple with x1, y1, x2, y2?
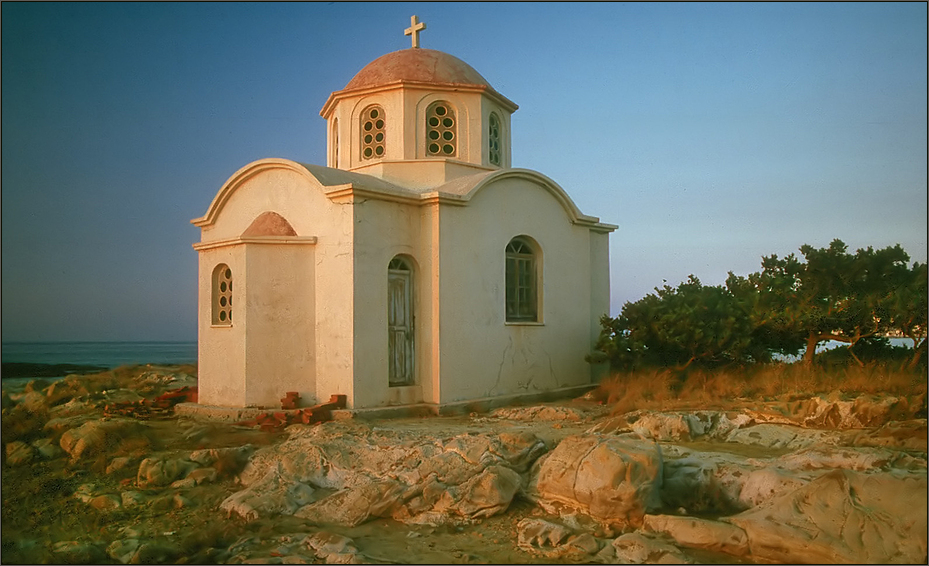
(489, 335, 514, 396)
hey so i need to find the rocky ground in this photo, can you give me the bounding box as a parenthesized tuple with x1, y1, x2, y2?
(1, 366, 926, 564)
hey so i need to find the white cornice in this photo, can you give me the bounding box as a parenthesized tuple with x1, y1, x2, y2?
(192, 235, 318, 251)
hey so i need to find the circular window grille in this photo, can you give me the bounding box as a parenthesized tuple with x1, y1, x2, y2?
(427, 103, 456, 156)
(214, 265, 233, 324)
(361, 106, 386, 160)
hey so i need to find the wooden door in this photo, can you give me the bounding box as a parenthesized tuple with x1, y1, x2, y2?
(388, 259, 414, 386)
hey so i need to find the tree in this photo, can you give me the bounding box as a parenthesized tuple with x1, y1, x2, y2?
(733, 239, 911, 365)
(882, 261, 928, 369)
(595, 275, 756, 370)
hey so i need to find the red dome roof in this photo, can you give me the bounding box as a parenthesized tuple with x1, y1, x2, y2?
(344, 48, 493, 91)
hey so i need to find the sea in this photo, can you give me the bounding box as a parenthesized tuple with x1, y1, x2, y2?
(0, 338, 914, 369)
(1, 341, 198, 369)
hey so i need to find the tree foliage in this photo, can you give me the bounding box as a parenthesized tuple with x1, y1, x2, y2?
(595, 240, 927, 370)
(595, 275, 758, 371)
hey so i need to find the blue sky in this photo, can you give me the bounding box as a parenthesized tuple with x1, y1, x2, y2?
(2, 2, 926, 342)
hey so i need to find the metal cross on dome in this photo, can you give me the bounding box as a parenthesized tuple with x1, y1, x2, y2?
(404, 15, 426, 48)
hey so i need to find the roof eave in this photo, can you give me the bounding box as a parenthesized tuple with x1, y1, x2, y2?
(320, 80, 518, 118)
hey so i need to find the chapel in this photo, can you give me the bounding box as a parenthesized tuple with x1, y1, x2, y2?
(191, 17, 617, 410)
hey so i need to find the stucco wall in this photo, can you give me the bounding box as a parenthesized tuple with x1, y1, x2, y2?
(197, 245, 247, 406)
(589, 230, 612, 383)
(436, 176, 596, 403)
(243, 243, 315, 407)
(350, 196, 431, 408)
(196, 164, 355, 408)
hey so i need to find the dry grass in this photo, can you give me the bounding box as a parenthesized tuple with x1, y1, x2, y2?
(597, 363, 928, 415)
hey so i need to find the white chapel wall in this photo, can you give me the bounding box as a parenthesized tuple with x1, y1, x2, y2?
(196, 162, 357, 408)
(436, 177, 596, 403)
(243, 243, 316, 407)
(197, 245, 247, 406)
(350, 197, 434, 408)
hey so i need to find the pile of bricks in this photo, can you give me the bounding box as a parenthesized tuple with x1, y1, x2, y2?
(233, 394, 347, 432)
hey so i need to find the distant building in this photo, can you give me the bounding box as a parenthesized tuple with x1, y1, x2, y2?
(191, 17, 616, 409)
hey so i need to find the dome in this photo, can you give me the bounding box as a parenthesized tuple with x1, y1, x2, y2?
(344, 48, 493, 91)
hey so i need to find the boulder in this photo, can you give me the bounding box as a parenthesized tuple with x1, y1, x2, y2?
(19, 391, 48, 413)
(295, 478, 405, 526)
(31, 438, 64, 460)
(73, 483, 98, 504)
(5, 441, 35, 466)
(516, 518, 600, 559)
(44, 414, 93, 434)
(222, 466, 319, 520)
(732, 467, 811, 508)
(120, 491, 148, 508)
(128, 542, 183, 565)
(188, 444, 255, 467)
(179, 466, 218, 486)
(726, 469, 928, 564)
(107, 539, 142, 564)
(643, 514, 749, 556)
(106, 456, 136, 475)
(530, 434, 662, 527)
(59, 418, 144, 460)
(303, 531, 362, 564)
(604, 532, 692, 564)
(225, 423, 547, 527)
(90, 494, 122, 511)
(433, 465, 521, 519)
(136, 456, 197, 487)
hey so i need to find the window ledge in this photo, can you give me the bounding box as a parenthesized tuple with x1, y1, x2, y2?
(210, 324, 233, 329)
(505, 321, 544, 326)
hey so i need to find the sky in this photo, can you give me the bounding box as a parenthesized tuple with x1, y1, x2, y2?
(2, 2, 926, 343)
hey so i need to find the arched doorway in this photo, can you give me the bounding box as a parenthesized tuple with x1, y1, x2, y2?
(388, 256, 414, 386)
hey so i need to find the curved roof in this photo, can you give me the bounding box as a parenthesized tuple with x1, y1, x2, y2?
(344, 48, 492, 91)
(192, 160, 616, 234)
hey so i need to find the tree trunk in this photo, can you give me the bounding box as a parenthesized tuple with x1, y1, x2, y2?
(847, 346, 865, 367)
(802, 334, 820, 365)
(907, 338, 927, 371)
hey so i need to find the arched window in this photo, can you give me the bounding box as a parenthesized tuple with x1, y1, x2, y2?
(489, 113, 502, 166)
(361, 105, 385, 160)
(505, 237, 538, 322)
(426, 101, 456, 157)
(212, 264, 233, 325)
(331, 117, 339, 167)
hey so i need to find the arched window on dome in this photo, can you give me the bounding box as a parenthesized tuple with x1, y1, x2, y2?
(488, 113, 502, 166)
(426, 101, 456, 157)
(361, 105, 386, 160)
(505, 237, 540, 322)
(212, 264, 233, 326)
(330, 117, 339, 168)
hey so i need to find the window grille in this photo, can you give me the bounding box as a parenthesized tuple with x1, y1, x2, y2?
(212, 264, 233, 325)
(489, 113, 501, 166)
(361, 106, 386, 160)
(426, 102, 456, 156)
(505, 238, 537, 322)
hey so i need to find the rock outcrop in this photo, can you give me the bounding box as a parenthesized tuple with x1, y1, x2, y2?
(528, 434, 663, 528)
(221, 422, 547, 527)
(726, 468, 927, 564)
